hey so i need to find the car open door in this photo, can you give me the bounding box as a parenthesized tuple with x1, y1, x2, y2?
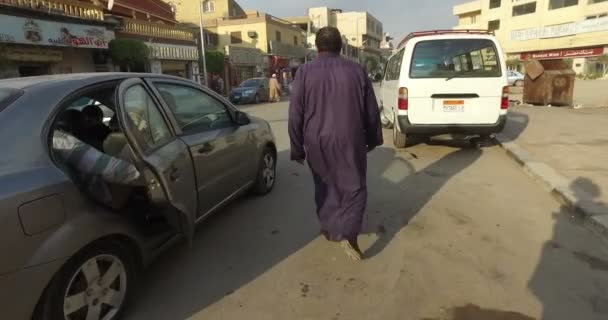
(115, 78, 197, 243)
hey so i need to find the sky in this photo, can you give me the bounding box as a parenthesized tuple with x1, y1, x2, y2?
(237, 0, 464, 44)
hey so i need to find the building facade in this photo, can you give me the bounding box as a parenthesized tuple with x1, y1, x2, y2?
(103, 0, 200, 80)
(453, 0, 608, 76)
(0, 1, 114, 79)
(201, 10, 307, 78)
(307, 7, 384, 71)
(173, 0, 246, 26)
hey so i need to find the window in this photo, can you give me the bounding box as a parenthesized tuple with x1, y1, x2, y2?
(488, 20, 501, 31)
(294, 36, 298, 46)
(123, 85, 172, 149)
(275, 31, 281, 43)
(549, 0, 579, 9)
(205, 32, 219, 45)
(409, 39, 502, 79)
(230, 31, 242, 44)
(155, 84, 234, 134)
(471, 15, 477, 24)
(513, 2, 537, 16)
(202, 0, 215, 13)
(490, 0, 501, 8)
(384, 49, 404, 81)
(587, 12, 608, 19)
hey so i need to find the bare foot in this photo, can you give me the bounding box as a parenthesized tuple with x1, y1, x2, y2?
(340, 239, 363, 261)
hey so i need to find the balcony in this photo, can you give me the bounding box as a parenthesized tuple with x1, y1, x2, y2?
(453, 0, 482, 16)
(122, 19, 196, 42)
(0, 0, 104, 21)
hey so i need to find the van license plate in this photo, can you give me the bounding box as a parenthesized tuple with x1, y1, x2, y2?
(443, 100, 465, 112)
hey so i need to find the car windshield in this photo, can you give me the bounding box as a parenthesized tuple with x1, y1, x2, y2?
(240, 79, 261, 87)
(410, 39, 502, 79)
(0, 88, 23, 112)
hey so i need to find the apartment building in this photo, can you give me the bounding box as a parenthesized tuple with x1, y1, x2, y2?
(453, 0, 608, 75)
(171, 0, 246, 26)
(308, 7, 384, 69)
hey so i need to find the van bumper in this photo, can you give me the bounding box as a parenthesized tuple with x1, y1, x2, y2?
(396, 115, 507, 136)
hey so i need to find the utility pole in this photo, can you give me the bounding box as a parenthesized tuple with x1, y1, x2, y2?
(198, 0, 208, 86)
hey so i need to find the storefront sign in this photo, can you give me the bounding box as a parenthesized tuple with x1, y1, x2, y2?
(0, 14, 114, 49)
(520, 47, 605, 60)
(511, 16, 608, 41)
(147, 43, 198, 61)
(5, 47, 63, 62)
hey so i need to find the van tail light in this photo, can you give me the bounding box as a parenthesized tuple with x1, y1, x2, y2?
(398, 87, 408, 110)
(501, 86, 509, 110)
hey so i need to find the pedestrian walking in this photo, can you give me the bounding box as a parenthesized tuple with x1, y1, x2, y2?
(288, 27, 383, 261)
(269, 73, 281, 102)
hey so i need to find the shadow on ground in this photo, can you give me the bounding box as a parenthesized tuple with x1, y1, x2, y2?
(528, 177, 608, 320)
(125, 146, 483, 319)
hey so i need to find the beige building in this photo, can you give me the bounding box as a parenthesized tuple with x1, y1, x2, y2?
(172, 0, 246, 26)
(307, 7, 384, 70)
(453, 0, 608, 75)
(203, 10, 307, 79)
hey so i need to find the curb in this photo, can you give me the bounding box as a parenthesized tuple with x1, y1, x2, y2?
(494, 134, 608, 240)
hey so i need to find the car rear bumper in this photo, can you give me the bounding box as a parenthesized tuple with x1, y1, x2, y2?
(396, 115, 507, 135)
(0, 258, 67, 319)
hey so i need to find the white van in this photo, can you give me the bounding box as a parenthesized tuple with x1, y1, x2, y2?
(379, 30, 509, 148)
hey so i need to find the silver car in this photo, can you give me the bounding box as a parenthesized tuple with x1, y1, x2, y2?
(0, 73, 277, 320)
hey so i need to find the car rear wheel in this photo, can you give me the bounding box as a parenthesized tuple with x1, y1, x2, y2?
(34, 241, 136, 320)
(514, 80, 524, 87)
(393, 121, 407, 148)
(252, 147, 276, 195)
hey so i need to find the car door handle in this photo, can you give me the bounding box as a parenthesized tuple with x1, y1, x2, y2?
(198, 143, 215, 154)
(169, 167, 180, 182)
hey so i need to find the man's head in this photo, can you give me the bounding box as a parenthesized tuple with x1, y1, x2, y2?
(272, 74, 277, 78)
(315, 27, 342, 54)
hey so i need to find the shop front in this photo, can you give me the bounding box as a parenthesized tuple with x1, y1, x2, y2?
(226, 45, 265, 83)
(147, 42, 199, 81)
(0, 14, 114, 79)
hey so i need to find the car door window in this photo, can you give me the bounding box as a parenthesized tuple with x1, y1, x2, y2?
(123, 84, 172, 151)
(155, 83, 234, 134)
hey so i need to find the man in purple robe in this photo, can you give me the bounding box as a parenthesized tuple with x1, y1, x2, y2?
(288, 27, 383, 261)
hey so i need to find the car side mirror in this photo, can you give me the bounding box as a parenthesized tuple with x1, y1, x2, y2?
(235, 111, 250, 126)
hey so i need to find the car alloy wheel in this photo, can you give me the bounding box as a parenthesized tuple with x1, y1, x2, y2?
(253, 147, 276, 195)
(63, 254, 128, 320)
(262, 153, 275, 189)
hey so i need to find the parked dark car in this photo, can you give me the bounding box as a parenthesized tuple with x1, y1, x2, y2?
(0, 73, 277, 320)
(229, 77, 270, 104)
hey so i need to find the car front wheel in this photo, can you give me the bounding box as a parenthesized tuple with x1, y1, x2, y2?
(35, 241, 136, 320)
(252, 147, 276, 195)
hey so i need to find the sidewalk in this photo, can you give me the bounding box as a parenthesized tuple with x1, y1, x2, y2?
(496, 105, 608, 236)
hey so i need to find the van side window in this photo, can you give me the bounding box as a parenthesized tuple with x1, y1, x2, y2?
(385, 49, 405, 81)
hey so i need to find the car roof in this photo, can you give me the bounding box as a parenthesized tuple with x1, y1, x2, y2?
(0, 72, 187, 90)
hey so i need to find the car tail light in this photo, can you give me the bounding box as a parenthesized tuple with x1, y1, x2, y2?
(398, 87, 408, 110)
(501, 86, 509, 110)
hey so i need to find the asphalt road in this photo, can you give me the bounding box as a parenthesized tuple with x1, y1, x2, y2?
(125, 101, 608, 320)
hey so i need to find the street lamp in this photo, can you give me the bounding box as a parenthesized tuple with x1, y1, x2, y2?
(198, 0, 209, 86)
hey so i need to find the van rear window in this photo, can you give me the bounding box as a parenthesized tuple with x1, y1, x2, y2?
(409, 39, 502, 79)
